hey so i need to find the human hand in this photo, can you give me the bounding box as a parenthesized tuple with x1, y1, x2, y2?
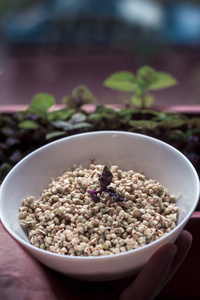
(119, 229, 192, 300)
(0, 221, 192, 300)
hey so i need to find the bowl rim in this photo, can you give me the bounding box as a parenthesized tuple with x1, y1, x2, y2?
(0, 131, 199, 260)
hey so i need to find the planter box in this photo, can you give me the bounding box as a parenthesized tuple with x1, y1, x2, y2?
(1, 104, 200, 114)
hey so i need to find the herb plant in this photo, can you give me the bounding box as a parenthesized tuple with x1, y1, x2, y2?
(103, 66, 177, 109)
(89, 166, 126, 203)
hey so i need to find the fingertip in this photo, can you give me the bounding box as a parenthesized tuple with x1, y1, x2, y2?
(174, 230, 193, 254)
(178, 230, 193, 244)
(150, 242, 177, 264)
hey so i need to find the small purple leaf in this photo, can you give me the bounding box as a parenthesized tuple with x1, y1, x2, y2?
(99, 165, 113, 190)
(107, 187, 126, 202)
(89, 166, 126, 203)
(88, 190, 101, 203)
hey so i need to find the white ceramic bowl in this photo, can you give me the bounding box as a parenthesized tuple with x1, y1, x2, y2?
(0, 131, 199, 281)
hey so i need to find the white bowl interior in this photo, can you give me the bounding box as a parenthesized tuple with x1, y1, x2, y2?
(0, 131, 199, 281)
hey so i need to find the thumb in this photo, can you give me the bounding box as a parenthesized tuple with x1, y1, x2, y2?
(120, 243, 177, 300)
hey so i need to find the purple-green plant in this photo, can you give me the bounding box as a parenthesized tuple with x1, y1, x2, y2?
(89, 165, 126, 203)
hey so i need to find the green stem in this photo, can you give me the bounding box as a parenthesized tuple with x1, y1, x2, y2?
(140, 94, 146, 110)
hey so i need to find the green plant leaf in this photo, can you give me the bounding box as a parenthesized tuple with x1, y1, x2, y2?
(47, 109, 75, 121)
(103, 71, 136, 92)
(131, 94, 154, 108)
(136, 66, 157, 87)
(46, 131, 66, 140)
(18, 120, 40, 130)
(169, 130, 187, 140)
(0, 68, 3, 75)
(71, 122, 92, 130)
(104, 114, 119, 123)
(129, 120, 158, 130)
(136, 66, 177, 90)
(150, 111, 168, 121)
(71, 112, 87, 124)
(119, 114, 132, 125)
(88, 113, 103, 123)
(143, 95, 154, 108)
(62, 96, 77, 109)
(149, 72, 178, 90)
(160, 118, 187, 128)
(134, 86, 145, 97)
(95, 105, 115, 114)
(51, 121, 72, 130)
(72, 85, 96, 105)
(28, 93, 55, 117)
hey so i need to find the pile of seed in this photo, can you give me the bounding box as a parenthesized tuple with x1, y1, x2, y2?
(19, 164, 179, 256)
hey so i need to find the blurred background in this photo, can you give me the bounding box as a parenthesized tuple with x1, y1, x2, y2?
(0, 0, 200, 107)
